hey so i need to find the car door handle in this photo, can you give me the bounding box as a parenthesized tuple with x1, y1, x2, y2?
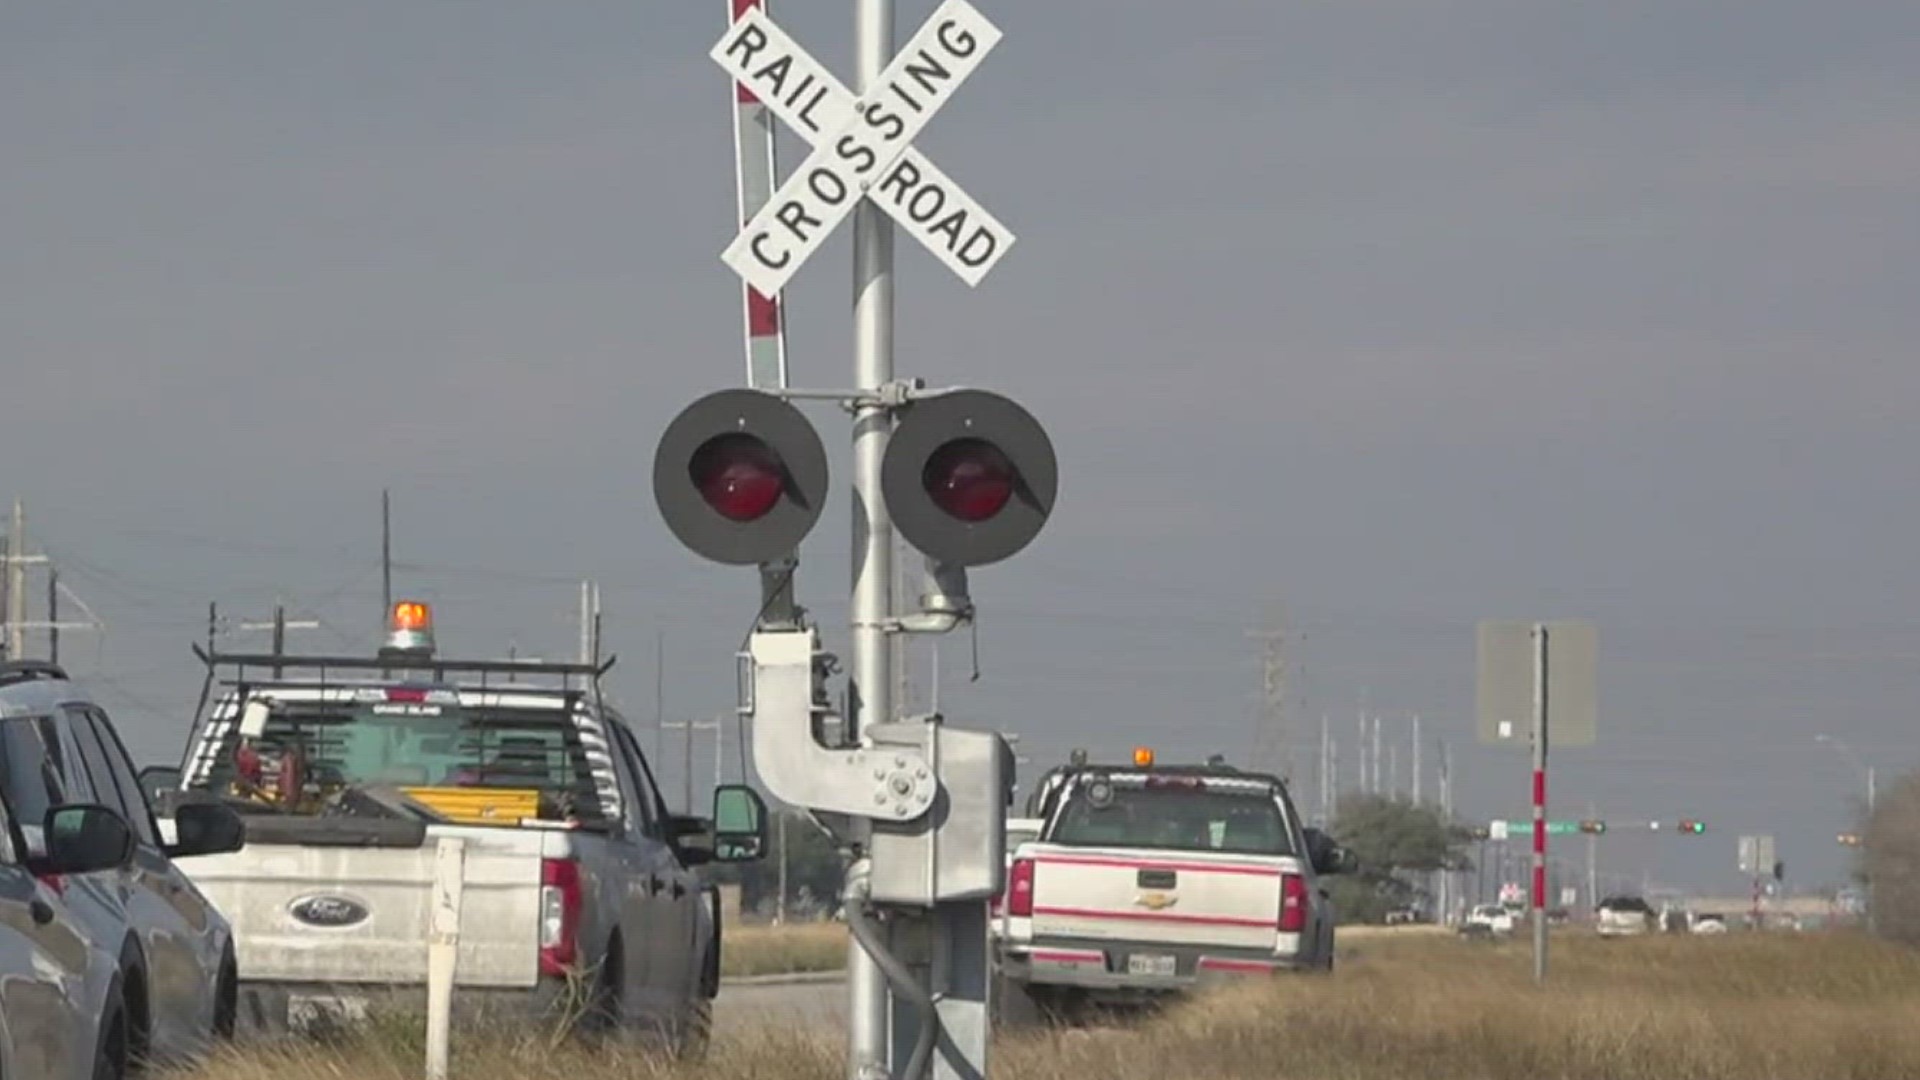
(29, 898, 54, 926)
(646, 875, 664, 895)
(670, 879, 686, 899)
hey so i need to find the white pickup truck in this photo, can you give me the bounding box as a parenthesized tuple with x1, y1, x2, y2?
(996, 752, 1355, 1015)
(147, 604, 767, 1053)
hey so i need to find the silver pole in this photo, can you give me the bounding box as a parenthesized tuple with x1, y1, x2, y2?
(848, 0, 896, 1074)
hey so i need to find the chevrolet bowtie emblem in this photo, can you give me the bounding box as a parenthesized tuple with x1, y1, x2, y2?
(1135, 892, 1178, 911)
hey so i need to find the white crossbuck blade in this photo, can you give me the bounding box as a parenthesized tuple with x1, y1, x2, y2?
(712, 0, 1015, 295)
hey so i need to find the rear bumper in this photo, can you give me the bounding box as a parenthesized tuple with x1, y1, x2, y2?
(235, 978, 568, 1036)
(998, 938, 1315, 999)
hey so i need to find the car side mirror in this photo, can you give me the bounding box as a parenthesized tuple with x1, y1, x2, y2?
(1329, 846, 1361, 875)
(167, 802, 246, 859)
(35, 805, 135, 876)
(710, 784, 768, 864)
(137, 765, 183, 808)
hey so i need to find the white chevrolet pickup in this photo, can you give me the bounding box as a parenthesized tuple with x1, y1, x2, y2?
(996, 751, 1355, 1015)
(147, 603, 767, 1052)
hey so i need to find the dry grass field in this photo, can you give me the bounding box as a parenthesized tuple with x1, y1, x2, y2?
(175, 930, 1920, 1080)
(720, 919, 849, 978)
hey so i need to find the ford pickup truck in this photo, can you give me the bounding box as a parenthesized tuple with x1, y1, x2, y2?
(147, 601, 767, 1053)
(997, 749, 1355, 1015)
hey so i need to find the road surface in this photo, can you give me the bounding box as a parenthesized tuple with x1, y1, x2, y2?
(715, 974, 848, 1036)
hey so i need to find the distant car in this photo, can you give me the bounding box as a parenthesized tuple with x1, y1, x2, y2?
(1462, 903, 1515, 935)
(1596, 895, 1655, 937)
(1691, 913, 1728, 934)
(0, 660, 247, 1079)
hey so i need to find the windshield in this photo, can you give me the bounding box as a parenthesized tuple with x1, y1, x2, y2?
(197, 696, 604, 823)
(1049, 782, 1294, 856)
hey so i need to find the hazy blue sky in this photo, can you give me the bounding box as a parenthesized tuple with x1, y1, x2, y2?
(5, 0, 1916, 896)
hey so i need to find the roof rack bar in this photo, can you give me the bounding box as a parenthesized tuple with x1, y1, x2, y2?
(192, 644, 616, 680)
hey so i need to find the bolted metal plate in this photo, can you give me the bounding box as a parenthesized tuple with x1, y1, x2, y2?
(882, 389, 1057, 567)
(653, 388, 829, 565)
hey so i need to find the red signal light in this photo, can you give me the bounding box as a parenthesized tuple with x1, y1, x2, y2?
(690, 433, 785, 523)
(922, 438, 1015, 523)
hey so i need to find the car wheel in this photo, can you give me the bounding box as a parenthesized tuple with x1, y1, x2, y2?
(93, 980, 129, 1080)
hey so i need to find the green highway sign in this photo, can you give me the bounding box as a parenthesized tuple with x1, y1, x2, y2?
(1493, 820, 1580, 838)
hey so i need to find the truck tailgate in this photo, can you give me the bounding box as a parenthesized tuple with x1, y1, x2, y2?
(181, 828, 545, 988)
(1026, 846, 1285, 951)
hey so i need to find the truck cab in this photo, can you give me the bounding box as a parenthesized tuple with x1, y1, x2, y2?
(997, 748, 1354, 1013)
(147, 601, 766, 1050)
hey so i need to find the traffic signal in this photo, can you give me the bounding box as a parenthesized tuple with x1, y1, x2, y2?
(882, 390, 1057, 567)
(653, 389, 830, 565)
(1577, 819, 1606, 834)
(1677, 819, 1706, 834)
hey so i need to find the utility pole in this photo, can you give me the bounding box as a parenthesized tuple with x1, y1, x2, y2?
(1411, 715, 1422, 805)
(6, 499, 28, 658)
(1247, 617, 1289, 781)
(1586, 798, 1599, 919)
(48, 568, 59, 665)
(577, 581, 601, 665)
(1370, 714, 1382, 797)
(776, 809, 790, 925)
(1356, 710, 1368, 795)
(1318, 714, 1331, 823)
(654, 631, 665, 767)
(1327, 735, 1340, 820)
(3, 501, 103, 662)
(381, 489, 393, 620)
(1388, 742, 1398, 798)
(661, 716, 723, 814)
(1438, 739, 1453, 923)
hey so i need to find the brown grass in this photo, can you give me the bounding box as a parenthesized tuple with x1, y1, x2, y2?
(721, 920, 849, 978)
(174, 931, 1920, 1080)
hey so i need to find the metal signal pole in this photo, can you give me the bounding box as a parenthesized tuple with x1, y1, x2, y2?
(848, 0, 897, 1074)
(1531, 622, 1550, 985)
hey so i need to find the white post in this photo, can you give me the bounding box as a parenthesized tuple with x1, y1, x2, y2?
(425, 836, 466, 1080)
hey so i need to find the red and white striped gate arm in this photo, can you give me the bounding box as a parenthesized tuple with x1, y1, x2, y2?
(730, 0, 788, 389)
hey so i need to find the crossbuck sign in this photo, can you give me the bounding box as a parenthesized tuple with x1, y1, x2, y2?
(713, 0, 1015, 294)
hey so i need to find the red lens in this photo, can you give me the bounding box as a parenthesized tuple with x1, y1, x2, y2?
(922, 438, 1014, 522)
(691, 433, 785, 522)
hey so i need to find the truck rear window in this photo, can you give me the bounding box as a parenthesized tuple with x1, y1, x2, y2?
(1049, 785, 1294, 856)
(197, 698, 606, 823)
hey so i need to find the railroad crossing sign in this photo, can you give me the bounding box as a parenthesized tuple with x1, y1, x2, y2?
(712, 0, 1015, 295)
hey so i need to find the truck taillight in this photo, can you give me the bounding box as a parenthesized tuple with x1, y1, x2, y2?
(539, 858, 582, 977)
(1008, 858, 1035, 918)
(1278, 873, 1307, 932)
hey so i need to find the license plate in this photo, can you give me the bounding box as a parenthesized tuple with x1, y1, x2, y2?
(288, 994, 370, 1032)
(1127, 953, 1176, 977)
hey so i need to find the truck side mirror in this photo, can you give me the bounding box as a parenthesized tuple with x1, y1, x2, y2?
(137, 765, 183, 808)
(167, 802, 246, 859)
(710, 784, 769, 863)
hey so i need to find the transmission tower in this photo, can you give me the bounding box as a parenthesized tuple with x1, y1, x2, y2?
(1247, 609, 1292, 783)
